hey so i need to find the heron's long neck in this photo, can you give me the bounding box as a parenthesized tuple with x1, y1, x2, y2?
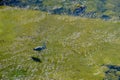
(42, 43, 46, 49)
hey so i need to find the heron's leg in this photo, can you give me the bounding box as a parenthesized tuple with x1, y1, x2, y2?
(41, 53, 44, 59)
(36, 51, 44, 60)
(38, 51, 42, 58)
(37, 52, 40, 57)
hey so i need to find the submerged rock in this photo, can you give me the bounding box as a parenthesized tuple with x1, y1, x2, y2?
(73, 5, 86, 16)
(100, 15, 111, 20)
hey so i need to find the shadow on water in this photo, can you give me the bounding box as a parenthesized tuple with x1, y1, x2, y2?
(105, 64, 120, 71)
(31, 57, 42, 63)
(103, 64, 120, 80)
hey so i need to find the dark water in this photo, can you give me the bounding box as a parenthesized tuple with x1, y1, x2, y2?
(103, 64, 120, 80)
(0, 0, 96, 18)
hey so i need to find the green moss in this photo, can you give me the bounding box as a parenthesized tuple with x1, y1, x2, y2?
(0, 6, 120, 80)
